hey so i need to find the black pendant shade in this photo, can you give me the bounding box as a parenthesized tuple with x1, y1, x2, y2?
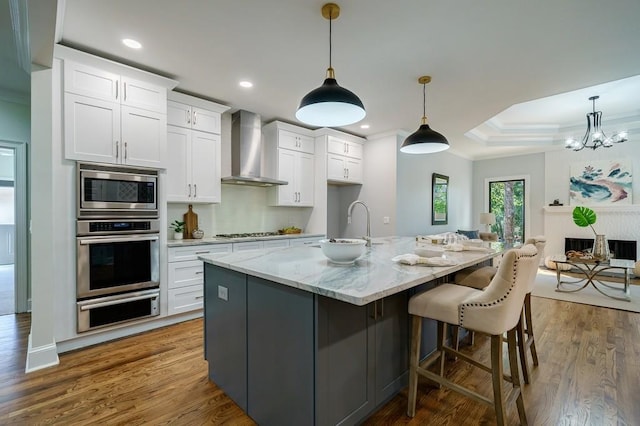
(400, 75, 449, 154)
(296, 74, 366, 127)
(400, 123, 450, 154)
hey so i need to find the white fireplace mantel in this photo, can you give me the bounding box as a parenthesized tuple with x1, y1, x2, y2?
(543, 204, 640, 261)
(543, 205, 640, 214)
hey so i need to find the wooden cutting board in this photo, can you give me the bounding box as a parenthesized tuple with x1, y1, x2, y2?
(183, 204, 198, 239)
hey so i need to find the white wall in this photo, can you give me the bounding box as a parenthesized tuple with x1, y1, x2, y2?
(0, 97, 30, 143)
(356, 133, 398, 238)
(396, 140, 474, 236)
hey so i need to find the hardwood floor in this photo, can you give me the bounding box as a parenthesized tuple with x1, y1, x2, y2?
(1, 296, 639, 425)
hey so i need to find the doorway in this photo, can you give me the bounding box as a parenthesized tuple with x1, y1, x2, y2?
(485, 175, 530, 244)
(0, 140, 27, 316)
(0, 146, 15, 315)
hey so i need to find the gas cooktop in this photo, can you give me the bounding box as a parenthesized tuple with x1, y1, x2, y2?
(215, 232, 280, 238)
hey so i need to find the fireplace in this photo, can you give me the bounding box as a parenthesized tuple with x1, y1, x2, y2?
(543, 205, 640, 262)
(564, 238, 637, 261)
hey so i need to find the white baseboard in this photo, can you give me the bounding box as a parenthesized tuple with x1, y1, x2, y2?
(25, 334, 60, 373)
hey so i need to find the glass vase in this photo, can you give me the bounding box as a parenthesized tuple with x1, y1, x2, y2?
(592, 234, 610, 260)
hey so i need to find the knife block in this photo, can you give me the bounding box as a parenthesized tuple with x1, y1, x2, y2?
(183, 204, 198, 239)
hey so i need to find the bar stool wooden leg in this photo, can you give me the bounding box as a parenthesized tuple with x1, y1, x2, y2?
(451, 325, 460, 351)
(407, 315, 422, 417)
(516, 311, 530, 384)
(507, 328, 528, 425)
(524, 293, 539, 366)
(490, 334, 507, 426)
(437, 321, 446, 376)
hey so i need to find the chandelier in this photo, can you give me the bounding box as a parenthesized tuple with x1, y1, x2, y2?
(565, 96, 627, 151)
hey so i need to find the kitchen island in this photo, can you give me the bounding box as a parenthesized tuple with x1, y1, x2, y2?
(200, 236, 501, 426)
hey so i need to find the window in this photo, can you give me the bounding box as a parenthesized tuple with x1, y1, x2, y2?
(487, 178, 526, 244)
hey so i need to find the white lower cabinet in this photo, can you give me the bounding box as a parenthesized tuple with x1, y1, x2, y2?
(168, 286, 204, 315)
(289, 237, 321, 247)
(232, 241, 265, 251)
(167, 244, 231, 316)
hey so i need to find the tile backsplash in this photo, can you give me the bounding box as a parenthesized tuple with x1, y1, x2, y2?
(167, 185, 312, 236)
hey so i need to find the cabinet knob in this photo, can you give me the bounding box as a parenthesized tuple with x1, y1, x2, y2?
(193, 111, 197, 125)
(188, 184, 192, 197)
(124, 142, 128, 160)
(194, 184, 197, 197)
(116, 141, 119, 159)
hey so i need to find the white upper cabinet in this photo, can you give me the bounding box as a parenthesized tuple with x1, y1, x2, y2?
(64, 61, 166, 113)
(166, 92, 229, 203)
(168, 101, 221, 134)
(263, 121, 316, 207)
(277, 129, 315, 154)
(62, 56, 174, 168)
(327, 137, 363, 159)
(326, 136, 364, 184)
(64, 61, 119, 103)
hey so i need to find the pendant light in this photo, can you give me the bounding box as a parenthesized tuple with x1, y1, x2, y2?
(400, 76, 449, 154)
(296, 3, 366, 127)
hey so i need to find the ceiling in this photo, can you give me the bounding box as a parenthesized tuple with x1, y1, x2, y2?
(4, 0, 640, 160)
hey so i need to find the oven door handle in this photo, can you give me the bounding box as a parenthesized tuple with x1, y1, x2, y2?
(79, 293, 159, 311)
(78, 235, 159, 245)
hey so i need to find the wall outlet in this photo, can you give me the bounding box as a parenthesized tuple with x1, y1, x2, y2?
(218, 285, 228, 301)
(383, 216, 390, 224)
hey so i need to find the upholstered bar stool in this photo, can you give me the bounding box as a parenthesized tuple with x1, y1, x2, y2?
(452, 236, 546, 383)
(407, 245, 539, 426)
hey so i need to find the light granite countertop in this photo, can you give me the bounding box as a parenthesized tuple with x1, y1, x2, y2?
(167, 233, 325, 247)
(199, 236, 502, 306)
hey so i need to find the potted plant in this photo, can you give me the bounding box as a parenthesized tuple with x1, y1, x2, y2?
(572, 206, 609, 260)
(170, 220, 185, 240)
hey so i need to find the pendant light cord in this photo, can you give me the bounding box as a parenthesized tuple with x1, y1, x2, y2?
(328, 8, 333, 70)
(422, 82, 426, 119)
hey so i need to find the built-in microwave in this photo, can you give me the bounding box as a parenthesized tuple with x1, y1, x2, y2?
(77, 163, 158, 218)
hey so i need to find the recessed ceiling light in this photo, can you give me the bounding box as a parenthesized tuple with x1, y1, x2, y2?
(122, 38, 142, 49)
(239, 80, 253, 88)
(360, 124, 370, 129)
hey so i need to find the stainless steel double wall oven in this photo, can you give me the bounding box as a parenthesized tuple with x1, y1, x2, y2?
(76, 163, 160, 332)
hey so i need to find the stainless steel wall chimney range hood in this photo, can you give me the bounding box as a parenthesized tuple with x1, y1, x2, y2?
(221, 110, 288, 187)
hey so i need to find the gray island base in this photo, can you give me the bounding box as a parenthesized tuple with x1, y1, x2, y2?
(200, 237, 501, 425)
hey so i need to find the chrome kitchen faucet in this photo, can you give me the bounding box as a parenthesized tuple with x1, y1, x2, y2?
(347, 200, 371, 247)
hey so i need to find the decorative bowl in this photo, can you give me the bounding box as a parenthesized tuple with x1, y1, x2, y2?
(192, 229, 205, 239)
(319, 238, 367, 264)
